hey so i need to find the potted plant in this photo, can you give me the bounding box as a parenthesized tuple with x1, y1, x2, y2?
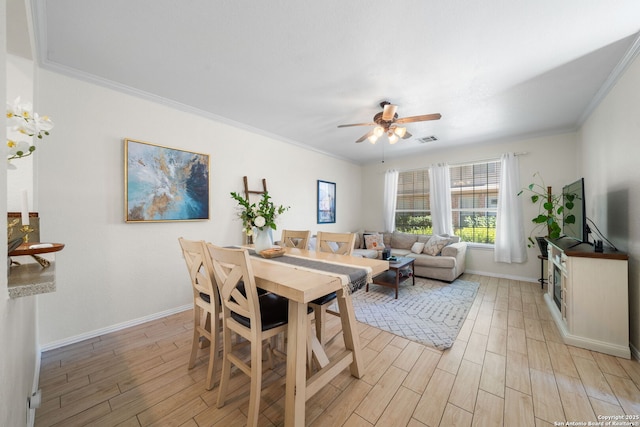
(230, 191, 289, 253)
(518, 172, 577, 256)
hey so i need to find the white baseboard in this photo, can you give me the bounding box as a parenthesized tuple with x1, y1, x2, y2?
(630, 342, 640, 361)
(465, 269, 538, 284)
(40, 304, 192, 352)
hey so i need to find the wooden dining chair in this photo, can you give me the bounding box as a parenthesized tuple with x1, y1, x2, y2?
(309, 231, 356, 345)
(206, 244, 290, 427)
(280, 229, 311, 249)
(178, 237, 221, 390)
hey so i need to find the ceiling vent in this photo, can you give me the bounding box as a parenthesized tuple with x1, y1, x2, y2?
(417, 136, 438, 143)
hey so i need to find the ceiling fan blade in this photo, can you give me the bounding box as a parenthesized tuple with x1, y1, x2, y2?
(395, 113, 442, 124)
(382, 104, 398, 121)
(337, 122, 376, 128)
(402, 130, 412, 139)
(356, 130, 373, 143)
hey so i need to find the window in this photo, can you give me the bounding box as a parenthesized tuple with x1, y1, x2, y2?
(395, 169, 432, 234)
(450, 162, 500, 244)
(395, 160, 501, 244)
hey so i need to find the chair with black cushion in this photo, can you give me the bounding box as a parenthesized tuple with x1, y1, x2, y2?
(280, 229, 311, 249)
(178, 237, 221, 391)
(309, 231, 356, 345)
(206, 244, 290, 427)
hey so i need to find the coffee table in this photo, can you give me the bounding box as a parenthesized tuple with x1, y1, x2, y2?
(367, 257, 415, 299)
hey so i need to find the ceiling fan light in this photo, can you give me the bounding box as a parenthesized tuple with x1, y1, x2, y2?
(368, 134, 378, 144)
(394, 127, 407, 138)
(388, 133, 399, 144)
(373, 126, 384, 137)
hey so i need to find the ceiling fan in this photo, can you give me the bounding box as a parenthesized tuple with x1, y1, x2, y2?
(338, 101, 441, 144)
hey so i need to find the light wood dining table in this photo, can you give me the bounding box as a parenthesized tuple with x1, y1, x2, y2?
(246, 246, 388, 426)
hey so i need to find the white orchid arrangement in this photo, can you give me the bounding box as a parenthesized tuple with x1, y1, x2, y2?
(230, 191, 289, 235)
(6, 97, 54, 162)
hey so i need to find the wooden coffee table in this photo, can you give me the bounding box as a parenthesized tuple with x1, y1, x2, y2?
(367, 257, 415, 299)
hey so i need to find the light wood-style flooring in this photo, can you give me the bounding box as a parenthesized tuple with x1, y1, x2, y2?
(35, 274, 640, 426)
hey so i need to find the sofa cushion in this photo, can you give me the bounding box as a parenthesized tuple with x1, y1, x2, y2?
(352, 248, 379, 259)
(423, 235, 451, 256)
(391, 232, 418, 250)
(391, 249, 412, 257)
(364, 233, 385, 250)
(410, 241, 426, 254)
(417, 234, 431, 244)
(409, 253, 456, 268)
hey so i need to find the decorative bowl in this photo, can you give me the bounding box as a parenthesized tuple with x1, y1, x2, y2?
(260, 247, 285, 258)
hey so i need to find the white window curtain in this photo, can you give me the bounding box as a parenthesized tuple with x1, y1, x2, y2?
(383, 169, 399, 232)
(429, 164, 454, 235)
(494, 152, 528, 263)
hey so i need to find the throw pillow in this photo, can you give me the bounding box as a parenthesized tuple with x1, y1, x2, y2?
(410, 241, 425, 254)
(364, 233, 385, 250)
(423, 235, 450, 256)
(391, 231, 418, 250)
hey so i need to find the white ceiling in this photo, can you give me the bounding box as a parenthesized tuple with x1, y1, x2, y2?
(17, 1, 640, 164)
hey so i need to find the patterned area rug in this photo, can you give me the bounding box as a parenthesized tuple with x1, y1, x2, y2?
(347, 278, 479, 350)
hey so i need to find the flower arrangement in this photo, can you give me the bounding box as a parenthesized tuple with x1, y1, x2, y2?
(230, 191, 289, 235)
(6, 97, 54, 162)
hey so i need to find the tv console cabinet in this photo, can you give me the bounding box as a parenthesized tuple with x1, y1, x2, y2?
(545, 237, 629, 358)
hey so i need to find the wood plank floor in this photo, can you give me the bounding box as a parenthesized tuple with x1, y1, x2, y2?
(35, 274, 640, 426)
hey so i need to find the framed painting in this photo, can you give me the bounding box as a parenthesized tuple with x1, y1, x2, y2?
(124, 138, 210, 222)
(317, 180, 336, 224)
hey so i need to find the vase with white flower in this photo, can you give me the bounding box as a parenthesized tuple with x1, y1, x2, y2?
(6, 97, 54, 167)
(230, 191, 289, 253)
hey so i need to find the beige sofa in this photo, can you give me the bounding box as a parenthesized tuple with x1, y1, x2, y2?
(352, 231, 467, 282)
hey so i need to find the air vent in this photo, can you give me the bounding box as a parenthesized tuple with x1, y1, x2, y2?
(417, 136, 438, 143)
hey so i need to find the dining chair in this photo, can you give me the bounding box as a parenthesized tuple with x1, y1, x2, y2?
(309, 231, 356, 345)
(178, 237, 221, 391)
(280, 229, 311, 249)
(206, 244, 290, 427)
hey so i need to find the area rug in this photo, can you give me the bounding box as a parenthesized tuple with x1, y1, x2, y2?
(346, 278, 479, 350)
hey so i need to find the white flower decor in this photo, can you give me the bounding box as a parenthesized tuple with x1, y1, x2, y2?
(254, 216, 266, 228)
(230, 191, 289, 234)
(6, 97, 54, 162)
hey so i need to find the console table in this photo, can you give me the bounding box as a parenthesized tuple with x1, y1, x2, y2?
(545, 238, 629, 358)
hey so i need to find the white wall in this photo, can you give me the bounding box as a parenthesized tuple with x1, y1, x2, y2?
(35, 69, 364, 347)
(361, 133, 579, 282)
(578, 52, 640, 355)
(2, 26, 40, 427)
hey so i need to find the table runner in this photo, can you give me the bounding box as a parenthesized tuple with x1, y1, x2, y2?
(249, 250, 371, 295)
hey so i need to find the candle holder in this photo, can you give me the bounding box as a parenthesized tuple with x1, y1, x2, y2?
(20, 224, 35, 243)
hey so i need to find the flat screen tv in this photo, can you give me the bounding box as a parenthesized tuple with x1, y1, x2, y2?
(562, 178, 588, 243)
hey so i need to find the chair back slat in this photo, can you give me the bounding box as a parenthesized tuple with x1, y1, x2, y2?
(281, 229, 311, 249)
(207, 244, 262, 333)
(316, 231, 356, 256)
(178, 238, 218, 303)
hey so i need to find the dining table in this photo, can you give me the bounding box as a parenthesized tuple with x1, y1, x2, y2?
(245, 246, 388, 426)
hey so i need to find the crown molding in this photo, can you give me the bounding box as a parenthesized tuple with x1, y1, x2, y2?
(577, 31, 640, 125)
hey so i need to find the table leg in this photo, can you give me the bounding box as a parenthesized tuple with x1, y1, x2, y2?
(284, 301, 308, 427)
(412, 261, 416, 286)
(395, 268, 400, 299)
(336, 289, 363, 378)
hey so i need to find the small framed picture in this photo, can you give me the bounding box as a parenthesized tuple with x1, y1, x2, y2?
(317, 180, 336, 224)
(124, 138, 210, 222)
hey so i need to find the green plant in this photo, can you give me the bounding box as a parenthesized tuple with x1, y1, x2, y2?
(518, 172, 576, 247)
(230, 191, 289, 236)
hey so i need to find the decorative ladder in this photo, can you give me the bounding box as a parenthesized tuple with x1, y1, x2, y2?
(242, 176, 267, 244)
